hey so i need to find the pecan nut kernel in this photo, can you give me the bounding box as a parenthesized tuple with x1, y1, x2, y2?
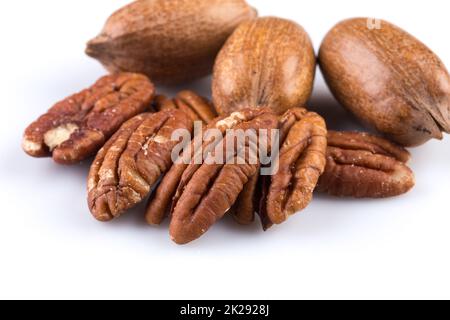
(317, 131, 415, 198)
(258, 108, 328, 230)
(153, 91, 217, 124)
(145, 109, 268, 226)
(23, 73, 155, 164)
(147, 108, 279, 244)
(88, 109, 192, 221)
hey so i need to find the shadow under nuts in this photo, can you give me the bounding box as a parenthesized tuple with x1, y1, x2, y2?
(23, 73, 155, 165)
(86, 0, 257, 85)
(88, 109, 193, 221)
(212, 17, 316, 115)
(319, 18, 450, 147)
(317, 131, 415, 198)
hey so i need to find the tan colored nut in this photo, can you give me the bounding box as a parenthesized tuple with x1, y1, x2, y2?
(23, 73, 154, 164)
(88, 109, 192, 221)
(259, 108, 327, 230)
(169, 108, 279, 244)
(317, 131, 415, 198)
(319, 18, 450, 147)
(212, 17, 316, 115)
(153, 91, 217, 124)
(86, 0, 257, 85)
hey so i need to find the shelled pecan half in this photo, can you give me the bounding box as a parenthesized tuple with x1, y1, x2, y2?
(256, 108, 327, 230)
(317, 131, 415, 198)
(88, 109, 192, 221)
(145, 113, 230, 226)
(153, 91, 217, 124)
(145, 108, 278, 228)
(231, 171, 260, 225)
(23, 73, 155, 164)
(169, 108, 279, 244)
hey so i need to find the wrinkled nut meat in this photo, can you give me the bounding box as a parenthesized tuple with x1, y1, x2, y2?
(231, 108, 328, 228)
(257, 108, 327, 230)
(213, 17, 316, 115)
(170, 108, 279, 244)
(317, 131, 415, 198)
(231, 172, 260, 225)
(88, 109, 192, 221)
(153, 91, 217, 124)
(319, 18, 450, 147)
(86, 0, 257, 84)
(23, 73, 155, 164)
(145, 112, 254, 226)
(145, 108, 278, 226)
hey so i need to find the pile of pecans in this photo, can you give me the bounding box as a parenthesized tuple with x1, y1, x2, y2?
(23, 0, 450, 244)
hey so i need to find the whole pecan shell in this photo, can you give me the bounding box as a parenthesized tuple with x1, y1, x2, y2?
(259, 108, 328, 230)
(212, 17, 316, 115)
(319, 18, 450, 146)
(153, 91, 217, 124)
(317, 131, 415, 198)
(88, 109, 192, 221)
(86, 0, 257, 84)
(23, 73, 154, 164)
(169, 108, 279, 244)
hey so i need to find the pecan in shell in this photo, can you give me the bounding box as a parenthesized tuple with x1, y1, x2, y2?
(88, 109, 192, 221)
(23, 73, 155, 164)
(317, 131, 415, 198)
(169, 108, 279, 244)
(153, 91, 217, 124)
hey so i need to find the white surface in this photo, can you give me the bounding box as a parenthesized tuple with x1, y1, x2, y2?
(0, 0, 449, 300)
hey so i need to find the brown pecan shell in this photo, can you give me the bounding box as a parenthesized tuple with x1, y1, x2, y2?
(317, 131, 415, 198)
(153, 91, 217, 124)
(169, 108, 279, 244)
(260, 108, 327, 229)
(88, 109, 192, 221)
(23, 73, 155, 164)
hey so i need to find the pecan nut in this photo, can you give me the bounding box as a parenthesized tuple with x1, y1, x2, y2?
(231, 171, 260, 225)
(22, 73, 154, 164)
(254, 108, 328, 230)
(169, 108, 279, 244)
(153, 90, 217, 124)
(317, 131, 415, 198)
(147, 108, 278, 244)
(88, 109, 192, 221)
(145, 109, 267, 226)
(145, 116, 227, 226)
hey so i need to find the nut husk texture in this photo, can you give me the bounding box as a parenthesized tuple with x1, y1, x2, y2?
(212, 17, 316, 115)
(86, 0, 257, 85)
(319, 18, 450, 147)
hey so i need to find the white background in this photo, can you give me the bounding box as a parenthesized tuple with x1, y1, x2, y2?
(1, 0, 449, 300)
